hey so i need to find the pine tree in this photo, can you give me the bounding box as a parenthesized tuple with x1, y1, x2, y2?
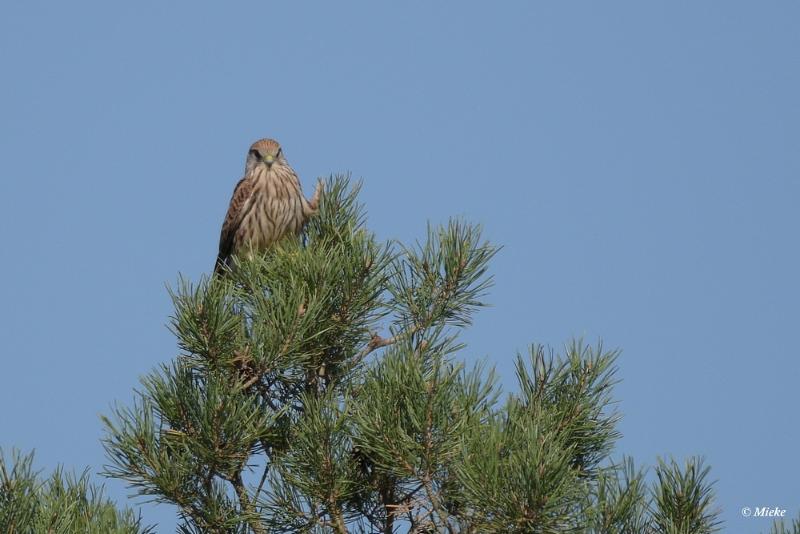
(770, 517, 800, 534)
(0, 449, 149, 533)
(100, 176, 725, 533)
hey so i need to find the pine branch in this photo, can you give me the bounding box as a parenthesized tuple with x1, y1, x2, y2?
(355, 324, 423, 363)
(230, 472, 264, 534)
(0, 449, 151, 534)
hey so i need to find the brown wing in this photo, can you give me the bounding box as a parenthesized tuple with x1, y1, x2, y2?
(214, 177, 255, 274)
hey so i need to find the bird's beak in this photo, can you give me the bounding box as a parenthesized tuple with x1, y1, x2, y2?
(264, 155, 275, 166)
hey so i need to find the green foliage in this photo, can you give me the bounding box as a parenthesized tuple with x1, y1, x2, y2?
(0, 449, 149, 534)
(769, 516, 800, 534)
(449, 343, 619, 533)
(585, 457, 650, 534)
(101, 174, 723, 533)
(651, 457, 721, 534)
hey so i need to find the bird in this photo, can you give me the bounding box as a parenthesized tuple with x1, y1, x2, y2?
(214, 138, 322, 274)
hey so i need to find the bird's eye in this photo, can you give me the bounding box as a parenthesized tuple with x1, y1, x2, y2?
(249, 149, 261, 159)
(276, 148, 282, 158)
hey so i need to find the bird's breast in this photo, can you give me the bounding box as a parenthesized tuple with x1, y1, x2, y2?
(235, 171, 305, 252)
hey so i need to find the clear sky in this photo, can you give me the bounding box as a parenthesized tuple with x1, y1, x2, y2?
(1, 1, 797, 531)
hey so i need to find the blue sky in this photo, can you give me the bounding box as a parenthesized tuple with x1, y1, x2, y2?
(1, 1, 798, 531)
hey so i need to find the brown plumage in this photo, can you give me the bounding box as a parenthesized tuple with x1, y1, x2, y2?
(214, 139, 321, 274)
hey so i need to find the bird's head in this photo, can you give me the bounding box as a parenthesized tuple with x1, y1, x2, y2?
(246, 138, 285, 173)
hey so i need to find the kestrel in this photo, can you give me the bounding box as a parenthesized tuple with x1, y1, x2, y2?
(214, 139, 321, 274)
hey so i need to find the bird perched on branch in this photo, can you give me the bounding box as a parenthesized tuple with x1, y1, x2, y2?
(214, 138, 322, 274)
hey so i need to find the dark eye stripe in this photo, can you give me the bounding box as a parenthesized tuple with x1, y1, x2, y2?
(249, 149, 260, 159)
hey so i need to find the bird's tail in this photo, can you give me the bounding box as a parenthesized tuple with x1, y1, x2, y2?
(213, 255, 228, 276)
